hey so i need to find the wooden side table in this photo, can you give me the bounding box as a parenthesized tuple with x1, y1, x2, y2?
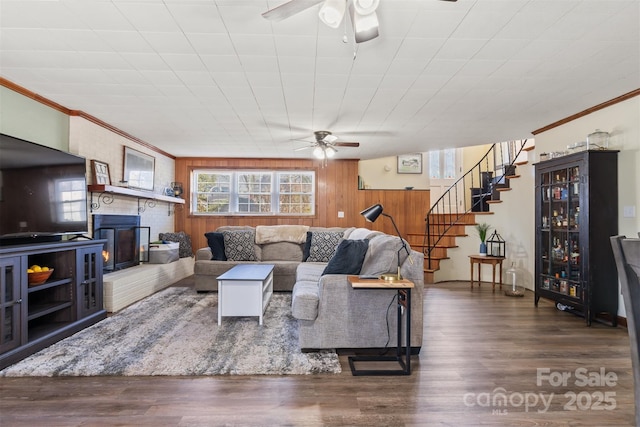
(469, 255, 505, 290)
(347, 275, 414, 375)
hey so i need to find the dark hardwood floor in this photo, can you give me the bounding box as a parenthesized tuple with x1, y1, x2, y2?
(0, 279, 635, 426)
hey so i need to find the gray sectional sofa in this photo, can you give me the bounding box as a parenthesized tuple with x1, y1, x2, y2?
(194, 224, 424, 352)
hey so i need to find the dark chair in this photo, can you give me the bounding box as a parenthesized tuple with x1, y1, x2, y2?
(610, 235, 640, 426)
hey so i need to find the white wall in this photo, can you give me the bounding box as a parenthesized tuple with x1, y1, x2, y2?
(434, 94, 639, 319)
(435, 144, 536, 290)
(358, 154, 428, 189)
(69, 117, 177, 241)
(533, 95, 640, 318)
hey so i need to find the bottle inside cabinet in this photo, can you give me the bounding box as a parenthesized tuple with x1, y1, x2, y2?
(535, 150, 618, 326)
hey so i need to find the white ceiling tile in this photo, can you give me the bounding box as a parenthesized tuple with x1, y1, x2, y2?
(120, 52, 172, 71)
(63, 1, 134, 31)
(96, 31, 154, 53)
(0, 0, 637, 159)
(113, 2, 181, 32)
(160, 53, 208, 72)
(277, 56, 316, 74)
(185, 33, 235, 55)
(141, 32, 196, 54)
(165, 3, 225, 33)
(239, 55, 279, 73)
(201, 55, 243, 73)
(435, 38, 488, 61)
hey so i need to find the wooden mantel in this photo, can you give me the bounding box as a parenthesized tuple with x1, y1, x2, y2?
(88, 185, 185, 204)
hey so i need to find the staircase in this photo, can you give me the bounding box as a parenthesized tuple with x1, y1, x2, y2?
(418, 140, 533, 283)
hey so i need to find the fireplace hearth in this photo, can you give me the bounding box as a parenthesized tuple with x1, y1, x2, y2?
(93, 214, 149, 272)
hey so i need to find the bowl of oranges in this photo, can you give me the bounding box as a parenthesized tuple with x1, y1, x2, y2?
(27, 265, 53, 286)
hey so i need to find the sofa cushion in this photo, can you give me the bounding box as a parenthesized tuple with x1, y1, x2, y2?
(291, 281, 320, 320)
(322, 239, 369, 275)
(159, 231, 193, 258)
(222, 230, 258, 261)
(306, 230, 343, 262)
(261, 241, 304, 261)
(360, 234, 412, 277)
(296, 262, 326, 283)
(204, 232, 227, 261)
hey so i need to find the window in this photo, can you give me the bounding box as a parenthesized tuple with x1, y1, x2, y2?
(192, 170, 315, 216)
(428, 149, 457, 179)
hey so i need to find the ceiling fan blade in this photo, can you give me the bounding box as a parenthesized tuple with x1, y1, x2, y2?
(262, 0, 323, 22)
(294, 145, 313, 151)
(334, 142, 360, 147)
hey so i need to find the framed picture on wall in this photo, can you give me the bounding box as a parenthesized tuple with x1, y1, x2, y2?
(397, 153, 422, 174)
(123, 147, 155, 191)
(91, 160, 111, 185)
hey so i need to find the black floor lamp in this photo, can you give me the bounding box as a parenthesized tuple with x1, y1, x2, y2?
(360, 203, 413, 280)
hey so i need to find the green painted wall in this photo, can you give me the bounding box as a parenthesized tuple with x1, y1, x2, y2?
(0, 86, 69, 150)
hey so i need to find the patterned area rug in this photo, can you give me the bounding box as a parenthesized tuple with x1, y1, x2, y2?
(0, 288, 341, 376)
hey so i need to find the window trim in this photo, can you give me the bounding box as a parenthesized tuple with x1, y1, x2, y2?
(190, 168, 316, 217)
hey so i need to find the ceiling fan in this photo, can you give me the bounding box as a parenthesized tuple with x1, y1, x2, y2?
(295, 131, 360, 160)
(262, 0, 458, 43)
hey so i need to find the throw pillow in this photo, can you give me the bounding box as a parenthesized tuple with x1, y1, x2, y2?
(306, 230, 343, 262)
(302, 231, 313, 261)
(204, 232, 227, 261)
(222, 230, 257, 261)
(322, 239, 369, 275)
(159, 231, 193, 258)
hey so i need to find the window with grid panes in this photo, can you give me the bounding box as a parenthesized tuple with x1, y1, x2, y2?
(192, 170, 315, 216)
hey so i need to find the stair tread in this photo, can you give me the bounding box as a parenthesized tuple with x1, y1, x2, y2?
(486, 200, 503, 204)
(515, 161, 528, 166)
(523, 145, 535, 151)
(497, 187, 512, 192)
(506, 174, 521, 179)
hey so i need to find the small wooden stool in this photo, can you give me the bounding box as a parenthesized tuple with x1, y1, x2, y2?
(469, 255, 505, 290)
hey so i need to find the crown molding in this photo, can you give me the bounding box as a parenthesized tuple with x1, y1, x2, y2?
(0, 77, 175, 159)
(532, 88, 640, 135)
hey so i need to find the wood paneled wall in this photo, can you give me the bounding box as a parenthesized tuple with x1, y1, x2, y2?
(173, 158, 430, 252)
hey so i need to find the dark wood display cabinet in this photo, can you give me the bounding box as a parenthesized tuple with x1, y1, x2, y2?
(534, 150, 619, 326)
(0, 240, 107, 369)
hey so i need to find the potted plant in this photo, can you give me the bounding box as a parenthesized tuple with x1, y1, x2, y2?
(475, 222, 491, 256)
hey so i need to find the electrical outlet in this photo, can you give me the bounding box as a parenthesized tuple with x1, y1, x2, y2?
(338, 211, 344, 218)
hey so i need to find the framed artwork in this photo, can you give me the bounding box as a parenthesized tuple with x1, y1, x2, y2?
(397, 153, 423, 174)
(123, 147, 155, 191)
(91, 160, 111, 185)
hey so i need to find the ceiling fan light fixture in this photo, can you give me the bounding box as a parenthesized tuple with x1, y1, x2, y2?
(323, 134, 338, 143)
(319, 0, 346, 28)
(353, 0, 379, 15)
(313, 146, 325, 159)
(325, 146, 337, 157)
(351, 7, 379, 43)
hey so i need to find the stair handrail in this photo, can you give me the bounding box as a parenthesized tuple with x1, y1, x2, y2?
(423, 140, 528, 270)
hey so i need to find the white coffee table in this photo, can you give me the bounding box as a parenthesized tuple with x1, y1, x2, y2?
(217, 264, 274, 325)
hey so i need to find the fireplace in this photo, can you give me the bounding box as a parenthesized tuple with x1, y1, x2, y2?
(93, 215, 150, 272)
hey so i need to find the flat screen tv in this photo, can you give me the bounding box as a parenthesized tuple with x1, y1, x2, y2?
(0, 133, 89, 245)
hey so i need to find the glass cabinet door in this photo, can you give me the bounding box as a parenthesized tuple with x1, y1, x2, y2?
(539, 164, 581, 300)
(0, 257, 22, 354)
